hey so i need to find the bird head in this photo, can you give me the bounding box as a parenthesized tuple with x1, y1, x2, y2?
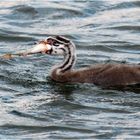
(25, 36, 71, 56)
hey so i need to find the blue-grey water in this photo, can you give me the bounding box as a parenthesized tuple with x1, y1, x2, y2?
(0, 0, 140, 139)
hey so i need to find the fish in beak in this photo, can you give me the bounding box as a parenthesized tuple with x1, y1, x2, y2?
(0, 41, 52, 59)
(1, 37, 63, 59)
(23, 41, 52, 56)
(0, 40, 54, 59)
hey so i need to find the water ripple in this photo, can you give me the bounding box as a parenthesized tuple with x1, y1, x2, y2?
(0, 0, 140, 139)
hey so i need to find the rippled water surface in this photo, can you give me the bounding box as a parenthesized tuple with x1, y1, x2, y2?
(0, 0, 140, 139)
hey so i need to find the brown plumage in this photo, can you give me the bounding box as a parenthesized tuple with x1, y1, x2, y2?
(51, 63, 140, 87)
(27, 36, 140, 88)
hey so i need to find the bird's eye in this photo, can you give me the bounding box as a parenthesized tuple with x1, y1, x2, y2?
(53, 41, 59, 46)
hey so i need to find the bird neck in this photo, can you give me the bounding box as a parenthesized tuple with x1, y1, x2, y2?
(52, 43, 76, 76)
(61, 50, 76, 72)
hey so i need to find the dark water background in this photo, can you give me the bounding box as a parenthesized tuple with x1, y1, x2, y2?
(0, 0, 140, 139)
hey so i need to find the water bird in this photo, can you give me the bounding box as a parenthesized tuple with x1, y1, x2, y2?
(13, 36, 140, 87)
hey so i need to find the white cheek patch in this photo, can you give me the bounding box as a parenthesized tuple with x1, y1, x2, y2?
(57, 49, 64, 54)
(58, 44, 65, 48)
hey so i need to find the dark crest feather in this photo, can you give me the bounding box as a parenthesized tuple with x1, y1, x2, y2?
(56, 36, 70, 44)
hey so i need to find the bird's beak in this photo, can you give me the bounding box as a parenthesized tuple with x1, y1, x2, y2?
(24, 42, 52, 56)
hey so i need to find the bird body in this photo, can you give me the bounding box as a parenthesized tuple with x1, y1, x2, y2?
(27, 36, 140, 88)
(51, 63, 140, 87)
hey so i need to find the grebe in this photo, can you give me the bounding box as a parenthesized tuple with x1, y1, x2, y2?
(26, 36, 140, 87)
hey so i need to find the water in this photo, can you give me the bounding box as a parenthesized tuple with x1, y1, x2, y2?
(0, 0, 140, 139)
